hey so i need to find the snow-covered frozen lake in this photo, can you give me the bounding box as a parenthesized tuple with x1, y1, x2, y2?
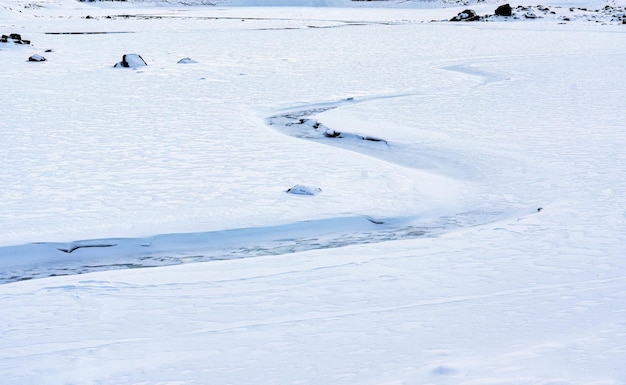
(1, 0, 626, 383)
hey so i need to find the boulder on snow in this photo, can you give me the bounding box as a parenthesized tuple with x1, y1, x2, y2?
(450, 9, 480, 21)
(495, 3, 513, 16)
(286, 185, 322, 196)
(114, 53, 147, 68)
(28, 54, 46, 62)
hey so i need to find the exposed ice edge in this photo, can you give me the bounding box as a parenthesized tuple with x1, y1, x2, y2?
(0, 93, 538, 284)
(0, 215, 415, 284)
(0, 208, 542, 284)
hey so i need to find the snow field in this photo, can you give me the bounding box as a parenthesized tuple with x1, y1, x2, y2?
(2, 219, 626, 384)
(1, 2, 626, 384)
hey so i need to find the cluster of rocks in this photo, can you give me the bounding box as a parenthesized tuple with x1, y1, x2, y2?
(1, 41, 194, 66)
(1, 33, 30, 44)
(449, 3, 626, 24)
(563, 4, 626, 24)
(112, 54, 199, 68)
(450, 4, 541, 21)
(1, 33, 47, 61)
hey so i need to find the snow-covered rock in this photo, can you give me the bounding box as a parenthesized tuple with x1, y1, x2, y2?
(178, 57, 197, 64)
(450, 9, 480, 21)
(114, 53, 147, 68)
(28, 54, 46, 62)
(286, 185, 322, 195)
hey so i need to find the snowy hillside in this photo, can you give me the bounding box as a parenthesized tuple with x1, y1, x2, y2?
(1, 0, 626, 384)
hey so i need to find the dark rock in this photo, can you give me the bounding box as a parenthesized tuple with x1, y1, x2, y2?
(1, 33, 30, 44)
(495, 3, 513, 16)
(450, 9, 480, 22)
(324, 129, 342, 138)
(114, 53, 147, 68)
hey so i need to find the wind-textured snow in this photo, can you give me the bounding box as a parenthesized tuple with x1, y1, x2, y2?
(1, 0, 626, 384)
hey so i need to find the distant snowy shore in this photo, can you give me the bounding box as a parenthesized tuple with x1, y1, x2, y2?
(3, 0, 625, 24)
